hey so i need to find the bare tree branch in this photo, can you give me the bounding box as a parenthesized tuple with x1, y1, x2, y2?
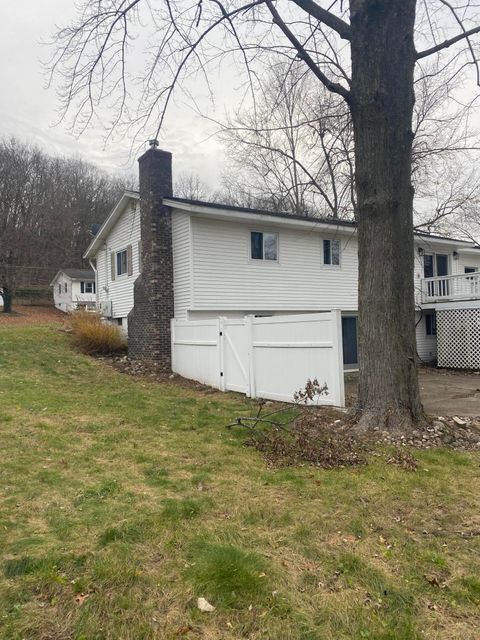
(290, 0, 351, 40)
(264, 0, 350, 102)
(416, 24, 480, 60)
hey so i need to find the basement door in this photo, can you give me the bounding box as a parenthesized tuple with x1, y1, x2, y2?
(342, 316, 358, 368)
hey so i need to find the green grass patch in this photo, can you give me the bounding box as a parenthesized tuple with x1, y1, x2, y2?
(186, 541, 271, 608)
(0, 325, 478, 639)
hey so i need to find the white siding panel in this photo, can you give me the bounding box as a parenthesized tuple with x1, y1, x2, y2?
(172, 211, 191, 320)
(415, 311, 437, 362)
(52, 275, 73, 312)
(95, 201, 141, 318)
(190, 216, 358, 312)
(456, 252, 480, 275)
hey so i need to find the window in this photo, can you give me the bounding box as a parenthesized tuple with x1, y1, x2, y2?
(80, 281, 96, 294)
(424, 254, 449, 277)
(423, 254, 434, 278)
(425, 312, 437, 336)
(64, 282, 68, 293)
(465, 267, 478, 274)
(116, 249, 128, 276)
(250, 232, 278, 261)
(58, 284, 61, 294)
(323, 239, 340, 266)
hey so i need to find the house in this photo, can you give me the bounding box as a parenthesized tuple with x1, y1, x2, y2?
(84, 144, 480, 376)
(84, 146, 480, 398)
(50, 269, 97, 313)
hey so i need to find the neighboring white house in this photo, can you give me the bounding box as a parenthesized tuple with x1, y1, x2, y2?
(50, 269, 97, 313)
(83, 190, 480, 368)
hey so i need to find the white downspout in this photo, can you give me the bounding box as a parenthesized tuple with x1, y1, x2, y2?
(88, 258, 98, 310)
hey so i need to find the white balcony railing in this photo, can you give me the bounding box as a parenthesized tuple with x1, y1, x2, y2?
(421, 273, 480, 303)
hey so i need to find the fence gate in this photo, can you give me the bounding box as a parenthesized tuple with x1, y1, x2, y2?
(221, 318, 250, 394)
(171, 310, 345, 407)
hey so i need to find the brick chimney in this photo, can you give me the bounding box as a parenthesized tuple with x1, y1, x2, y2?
(128, 143, 173, 367)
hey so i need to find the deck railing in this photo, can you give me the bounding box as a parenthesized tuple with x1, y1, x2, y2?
(421, 273, 480, 303)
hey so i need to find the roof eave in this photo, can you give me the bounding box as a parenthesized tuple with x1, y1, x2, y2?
(83, 192, 139, 259)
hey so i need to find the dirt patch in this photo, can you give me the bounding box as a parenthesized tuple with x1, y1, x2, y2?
(0, 305, 64, 326)
(102, 354, 225, 394)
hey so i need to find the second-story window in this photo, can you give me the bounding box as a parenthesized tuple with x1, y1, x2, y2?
(323, 239, 340, 266)
(116, 249, 128, 276)
(64, 282, 68, 293)
(251, 232, 278, 261)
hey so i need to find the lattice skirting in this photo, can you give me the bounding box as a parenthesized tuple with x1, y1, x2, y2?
(437, 308, 480, 369)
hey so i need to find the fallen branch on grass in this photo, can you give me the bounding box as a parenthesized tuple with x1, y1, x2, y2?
(225, 379, 328, 433)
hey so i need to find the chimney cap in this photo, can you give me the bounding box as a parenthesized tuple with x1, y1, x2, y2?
(148, 139, 159, 148)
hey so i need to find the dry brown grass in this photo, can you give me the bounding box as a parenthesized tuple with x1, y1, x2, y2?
(0, 305, 63, 326)
(69, 310, 127, 355)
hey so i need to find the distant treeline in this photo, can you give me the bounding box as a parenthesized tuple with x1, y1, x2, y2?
(0, 137, 130, 300)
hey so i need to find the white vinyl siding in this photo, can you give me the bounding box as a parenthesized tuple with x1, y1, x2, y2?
(455, 252, 480, 276)
(416, 311, 437, 362)
(187, 216, 358, 314)
(172, 211, 192, 321)
(95, 201, 141, 319)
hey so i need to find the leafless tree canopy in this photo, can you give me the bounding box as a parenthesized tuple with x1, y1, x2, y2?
(219, 63, 354, 217)
(48, 1, 480, 138)
(0, 138, 127, 305)
(48, 1, 480, 223)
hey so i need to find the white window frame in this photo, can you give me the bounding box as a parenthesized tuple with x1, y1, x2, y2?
(322, 238, 341, 268)
(84, 281, 95, 294)
(423, 253, 450, 278)
(116, 249, 128, 278)
(249, 231, 279, 263)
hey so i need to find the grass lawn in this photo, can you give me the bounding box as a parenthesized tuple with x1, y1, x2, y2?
(0, 324, 479, 639)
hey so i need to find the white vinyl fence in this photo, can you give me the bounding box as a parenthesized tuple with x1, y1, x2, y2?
(171, 311, 345, 407)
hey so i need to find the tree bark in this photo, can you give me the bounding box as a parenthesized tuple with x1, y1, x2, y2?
(350, 0, 425, 431)
(2, 286, 12, 313)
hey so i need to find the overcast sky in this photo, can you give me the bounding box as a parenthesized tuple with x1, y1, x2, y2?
(0, 1, 227, 186)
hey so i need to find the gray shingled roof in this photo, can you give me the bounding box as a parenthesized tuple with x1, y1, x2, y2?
(62, 269, 95, 280)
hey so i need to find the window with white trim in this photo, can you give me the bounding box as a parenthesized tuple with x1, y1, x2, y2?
(250, 231, 278, 261)
(64, 282, 68, 293)
(323, 239, 340, 266)
(116, 249, 128, 276)
(80, 281, 96, 294)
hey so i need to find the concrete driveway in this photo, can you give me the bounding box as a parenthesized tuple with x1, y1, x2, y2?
(345, 368, 480, 417)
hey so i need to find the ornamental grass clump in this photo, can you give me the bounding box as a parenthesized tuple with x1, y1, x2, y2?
(69, 310, 127, 355)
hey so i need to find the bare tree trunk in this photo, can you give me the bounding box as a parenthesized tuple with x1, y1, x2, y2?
(350, 0, 424, 431)
(2, 286, 12, 313)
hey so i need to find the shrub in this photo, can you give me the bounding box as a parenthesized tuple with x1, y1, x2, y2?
(69, 311, 127, 355)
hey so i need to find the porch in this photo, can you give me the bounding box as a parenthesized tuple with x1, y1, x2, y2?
(421, 272, 480, 304)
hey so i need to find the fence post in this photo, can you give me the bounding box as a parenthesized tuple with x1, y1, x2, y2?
(245, 315, 256, 398)
(218, 316, 225, 391)
(332, 309, 345, 408)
